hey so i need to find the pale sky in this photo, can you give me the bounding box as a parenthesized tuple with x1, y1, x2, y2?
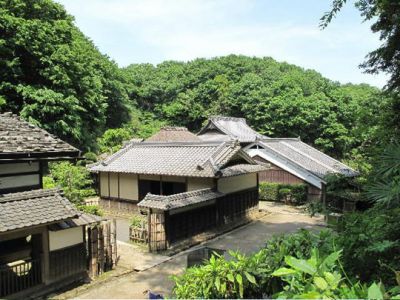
(56, 0, 388, 88)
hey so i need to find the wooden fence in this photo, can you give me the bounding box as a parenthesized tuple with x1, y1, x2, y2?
(49, 244, 86, 281)
(87, 220, 117, 278)
(129, 226, 148, 243)
(0, 258, 41, 298)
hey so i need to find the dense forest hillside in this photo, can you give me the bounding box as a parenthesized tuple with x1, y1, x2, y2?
(123, 57, 384, 159)
(0, 0, 387, 164)
(0, 0, 130, 149)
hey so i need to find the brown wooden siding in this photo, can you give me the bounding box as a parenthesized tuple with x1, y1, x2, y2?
(49, 243, 86, 282)
(254, 155, 322, 201)
(254, 156, 304, 184)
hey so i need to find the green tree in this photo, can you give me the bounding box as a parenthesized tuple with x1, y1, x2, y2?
(123, 55, 385, 159)
(97, 127, 132, 154)
(0, 0, 129, 149)
(46, 161, 95, 205)
(365, 143, 400, 208)
(322, 0, 400, 142)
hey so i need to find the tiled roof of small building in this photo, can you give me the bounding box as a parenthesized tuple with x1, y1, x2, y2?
(198, 116, 267, 143)
(146, 126, 201, 142)
(89, 140, 266, 177)
(48, 213, 104, 231)
(138, 188, 225, 211)
(258, 139, 358, 178)
(0, 188, 79, 233)
(0, 112, 80, 158)
(219, 164, 267, 177)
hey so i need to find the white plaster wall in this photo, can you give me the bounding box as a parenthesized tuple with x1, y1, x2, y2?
(109, 173, 118, 198)
(0, 162, 39, 175)
(49, 227, 83, 251)
(217, 173, 257, 194)
(187, 177, 215, 191)
(100, 172, 109, 197)
(119, 173, 139, 200)
(0, 174, 40, 189)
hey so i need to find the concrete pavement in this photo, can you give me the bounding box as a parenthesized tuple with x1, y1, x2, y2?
(74, 208, 324, 299)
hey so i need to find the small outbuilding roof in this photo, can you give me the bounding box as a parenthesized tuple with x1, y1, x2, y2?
(138, 188, 225, 211)
(0, 112, 80, 159)
(258, 139, 357, 178)
(89, 140, 266, 178)
(198, 116, 267, 143)
(146, 126, 201, 142)
(48, 213, 104, 231)
(245, 138, 357, 188)
(0, 188, 79, 233)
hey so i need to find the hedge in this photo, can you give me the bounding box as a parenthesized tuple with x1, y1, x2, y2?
(259, 182, 307, 204)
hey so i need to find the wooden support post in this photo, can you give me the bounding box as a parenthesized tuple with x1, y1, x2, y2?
(107, 222, 112, 269)
(148, 209, 152, 252)
(322, 183, 327, 221)
(91, 227, 98, 278)
(87, 227, 92, 274)
(41, 228, 50, 284)
(98, 225, 105, 275)
(112, 218, 117, 266)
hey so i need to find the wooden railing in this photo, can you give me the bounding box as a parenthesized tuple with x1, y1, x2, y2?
(129, 226, 148, 243)
(0, 259, 42, 297)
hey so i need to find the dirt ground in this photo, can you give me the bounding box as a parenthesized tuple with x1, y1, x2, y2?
(68, 203, 324, 299)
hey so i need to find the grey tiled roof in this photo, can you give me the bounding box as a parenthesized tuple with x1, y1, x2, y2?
(0, 112, 80, 158)
(138, 188, 225, 211)
(89, 140, 263, 177)
(258, 139, 358, 178)
(220, 164, 267, 177)
(198, 116, 267, 143)
(146, 127, 201, 142)
(48, 213, 104, 231)
(0, 188, 79, 233)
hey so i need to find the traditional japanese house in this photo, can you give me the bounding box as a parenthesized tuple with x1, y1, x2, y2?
(89, 140, 266, 213)
(0, 112, 102, 298)
(0, 189, 102, 298)
(244, 139, 358, 200)
(0, 112, 80, 194)
(90, 139, 266, 251)
(197, 116, 358, 201)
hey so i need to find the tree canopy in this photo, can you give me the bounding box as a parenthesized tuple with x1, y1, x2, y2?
(322, 0, 400, 142)
(123, 55, 385, 159)
(0, 0, 391, 167)
(0, 0, 130, 150)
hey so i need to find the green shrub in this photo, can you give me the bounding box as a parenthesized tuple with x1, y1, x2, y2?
(272, 249, 388, 299)
(43, 176, 56, 189)
(259, 182, 280, 201)
(76, 204, 103, 216)
(337, 207, 400, 286)
(305, 199, 325, 217)
(97, 127, 133, 154)
(172, 229, 336, 298)
(172, 227, 400, 299)
(259, 182, 307, 204)
(130, 215, 147, 228)
(45, 162, 95, 205)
